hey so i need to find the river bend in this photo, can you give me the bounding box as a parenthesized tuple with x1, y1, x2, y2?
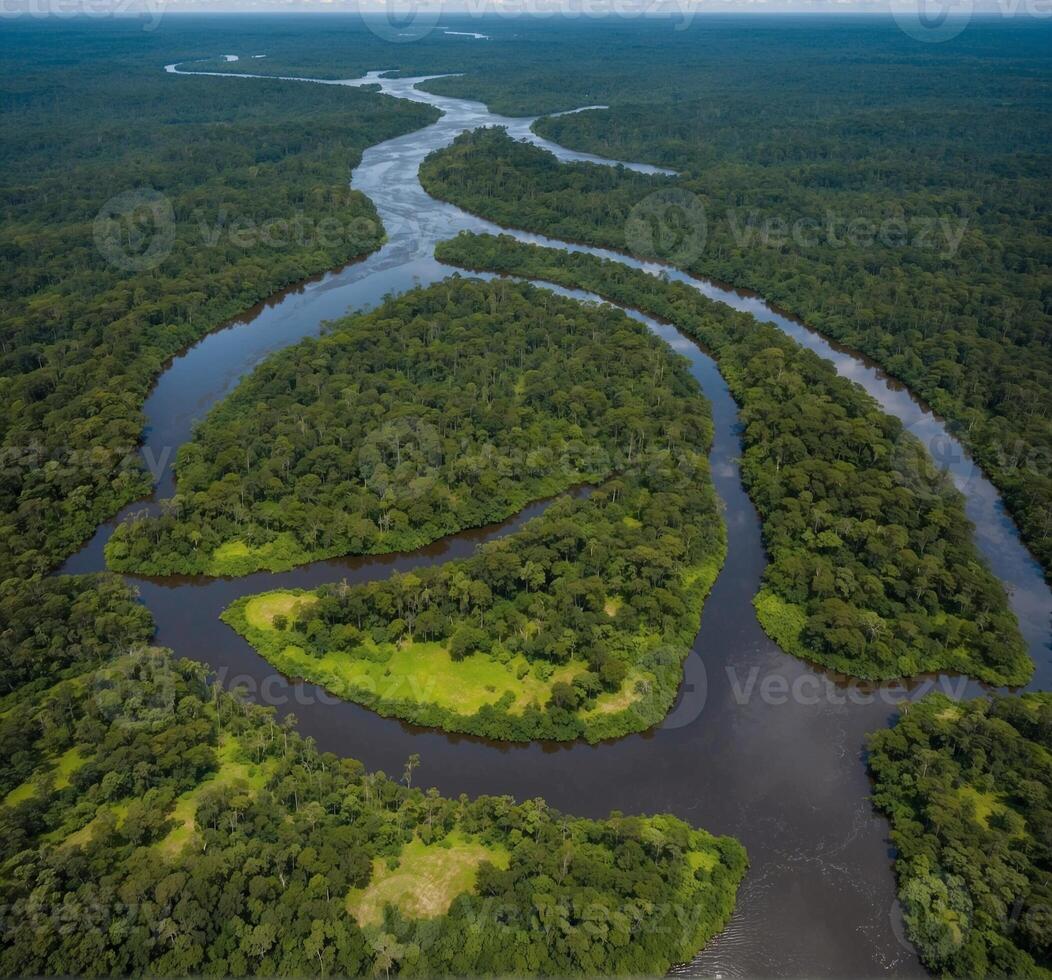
(58, 64, 1052, 978)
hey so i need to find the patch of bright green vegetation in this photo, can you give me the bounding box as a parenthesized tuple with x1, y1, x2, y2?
(243, 591, 318, 631)
(347, 833, 510, 927)
(687, 848, 720, 873)
(226, 533, 723, 744)
(227, 590, 630, 727)
(868, 693, 1052, 978)
(435, 234, 1031, 686)
(3, 746, 89, 807)
(52, 746, 87, 790)
(59, 800, 132, 850)
(3, 779, 38, 808)
(957, 785, 1004, 831)
(156, 736, 274, 857)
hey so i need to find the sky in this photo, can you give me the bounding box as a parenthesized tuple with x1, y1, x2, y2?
(0, 0, 1017, 16)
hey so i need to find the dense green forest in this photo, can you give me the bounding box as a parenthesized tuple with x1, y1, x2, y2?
(435, 233, 1031, 686)
(105, 278, 719, 577)
(419, 113, 1052, 578)
(0, 574, 153, 706)
(0, 24, 744, 973)
(0, 25, 436, 581)
(216, 278, 725, 740)
(1, 18, 1048, 974)
(0, 593, 746, 975)
(868, 694, 1052, 978)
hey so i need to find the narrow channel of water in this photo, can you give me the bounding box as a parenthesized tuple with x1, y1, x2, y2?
(58, 64, 1052, 978)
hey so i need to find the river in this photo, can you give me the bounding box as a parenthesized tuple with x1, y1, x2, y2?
(60, 65, 1052, 978)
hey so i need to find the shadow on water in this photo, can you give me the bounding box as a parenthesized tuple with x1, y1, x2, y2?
(56, 63, 1052, 978)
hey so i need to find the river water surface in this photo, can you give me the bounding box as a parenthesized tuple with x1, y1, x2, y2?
(61, 65, 1052, 978)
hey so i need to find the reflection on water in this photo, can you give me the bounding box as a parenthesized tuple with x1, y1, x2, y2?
(58, 63, 1051, 978)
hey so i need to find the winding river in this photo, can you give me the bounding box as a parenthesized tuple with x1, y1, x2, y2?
(60, 65, 1052, 978)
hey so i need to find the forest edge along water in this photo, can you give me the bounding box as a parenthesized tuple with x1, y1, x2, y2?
(58, 63, 1052, 978)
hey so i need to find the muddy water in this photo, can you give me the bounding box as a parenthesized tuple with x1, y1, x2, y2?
(60, 65, 1052, 978)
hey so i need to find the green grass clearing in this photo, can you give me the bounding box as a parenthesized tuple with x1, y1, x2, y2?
(234, 591, 590, 718)
(59, 800, 131, 849)
(243, 590, 318, 630)
(4, 746, 91, 807)
(347, 833, 509, 927)
(585, 668, 649, 716)
(3, 778, 38, 808)
(156, 735, 274, 857)
(958, 785, 1006, 831)
(53, 746, 88, 789)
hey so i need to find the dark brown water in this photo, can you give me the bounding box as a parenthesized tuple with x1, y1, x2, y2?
(59, 65, 1052, 978)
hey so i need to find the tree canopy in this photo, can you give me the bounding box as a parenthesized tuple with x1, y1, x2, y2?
(106, 278, 719, 578)
(0, 26, 436, 580)
(435, 232, 1031, 686)
(0, 640, 746, 976)
(868, 694, 1052, 978)
(420, 116, 1052, 581)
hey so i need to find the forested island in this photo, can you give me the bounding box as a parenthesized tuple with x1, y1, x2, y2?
(435, 233, 1031, 685)
(868, 694, 1052, 978)
(209, 278, 725, 741)
(420, 124, 1052, 580)
(105, 278, 720, 578)
(0, 580, 746, 976)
